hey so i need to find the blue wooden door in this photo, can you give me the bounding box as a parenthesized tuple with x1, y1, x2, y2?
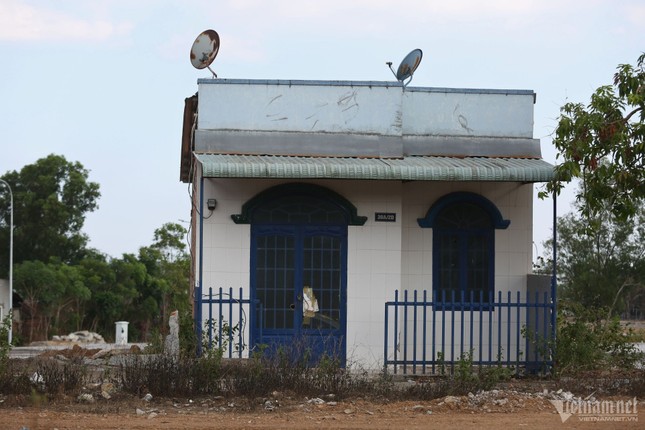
(251, 224, 347, 365)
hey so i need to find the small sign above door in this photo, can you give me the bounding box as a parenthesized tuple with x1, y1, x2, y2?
(375, 212, 396, 222)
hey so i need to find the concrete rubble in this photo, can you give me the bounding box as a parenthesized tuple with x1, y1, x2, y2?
(51, 331, 106, 343)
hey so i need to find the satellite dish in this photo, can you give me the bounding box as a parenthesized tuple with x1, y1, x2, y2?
(190, 29, 220, 78)
(387, 49, 423, 88)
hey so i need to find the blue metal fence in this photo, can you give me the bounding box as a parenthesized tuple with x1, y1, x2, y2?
(384, 290, 555, 375)
(197, 287, 257, 358)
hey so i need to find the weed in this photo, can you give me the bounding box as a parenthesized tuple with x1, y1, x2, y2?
(119, 354, 188, 396)
(525, 301, 644, 375)
(436, 351, 446, 375)
(406, 350, 514, 399)
(0, 313, 12, 376)
(0, 359, 31, 395)
(179, 309, 198, 358)
(142, 329, 164, 354)
(202, 317, 243, 357)
(34, 358, 88, 395)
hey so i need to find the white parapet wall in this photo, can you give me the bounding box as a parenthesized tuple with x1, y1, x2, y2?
(195, 79, 539, 159)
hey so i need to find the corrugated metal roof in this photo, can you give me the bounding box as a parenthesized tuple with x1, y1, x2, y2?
(195, 154, 554, 182)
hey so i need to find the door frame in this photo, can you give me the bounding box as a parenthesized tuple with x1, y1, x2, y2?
(231, 182, 367, 365)
(249, 223, 348, 364)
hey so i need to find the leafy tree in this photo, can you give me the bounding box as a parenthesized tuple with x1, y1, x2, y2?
(76, 250, 116, 333)
(50, 261, 91, 335)
(13, 259, 91, 343)
(134, 223, 190, 340)
(553, 302, 642, 374)
(545, 53, 645, 223)
(148, 222, 188, 264)
(96, 254, 144, 337)
(151, 222, 190, 321)
(540, 194, 645, 317)
(13, 260, 59, 342)
(1, 156, 195, 343)
(0, 154, 100, 275)
(13, 260, 84, 342)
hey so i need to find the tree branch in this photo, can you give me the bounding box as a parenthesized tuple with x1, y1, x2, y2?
(624, 106, 643, 123)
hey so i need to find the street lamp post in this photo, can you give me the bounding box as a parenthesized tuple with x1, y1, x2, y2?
(0, 179, 13, 345)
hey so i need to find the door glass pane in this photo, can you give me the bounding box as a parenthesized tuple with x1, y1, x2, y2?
(467, 233, 489, 301)
(433, 200, 495, 305)
(302, 235, 341, 329)
(438, 233, 460, 297)
(256, 235, 295, 329)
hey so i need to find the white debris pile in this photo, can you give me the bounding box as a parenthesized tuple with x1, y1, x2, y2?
(425, 388, 566, 413)
(541, 388, 598, 405)
(52, 331, 106, 343)
(420, 387, 615, 414)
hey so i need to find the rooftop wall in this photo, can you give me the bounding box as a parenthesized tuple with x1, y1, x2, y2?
(195, 79, 539, 158)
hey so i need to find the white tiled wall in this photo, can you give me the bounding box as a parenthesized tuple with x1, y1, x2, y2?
(396, 181, 535, 368)
(195, 178, 535, 367)
(0, 279, 8, 322)
(389, 308, 533, 366)
(400, 181, 534, 294)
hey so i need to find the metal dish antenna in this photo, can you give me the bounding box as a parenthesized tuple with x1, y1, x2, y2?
(190, 29, 220, 78)
(387, 48, 423, 88)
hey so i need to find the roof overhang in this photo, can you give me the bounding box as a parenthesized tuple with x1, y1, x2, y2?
(195, 154, 554, 183)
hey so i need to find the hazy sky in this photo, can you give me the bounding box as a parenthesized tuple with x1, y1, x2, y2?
(1, 0, 643, 259)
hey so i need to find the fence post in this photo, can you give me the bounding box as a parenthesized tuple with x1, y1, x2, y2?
(516, 290, 521, 371)
(238, 287, 244, 358)
(450, 290, 455, 373)
(551, 191, 558, 373)
(506, 290, 511, 367)
(459, 289, 465, 360)
(208, 287, 214, 351)
(431, 289, 436, 374)
(469, 290, 474, 364)
(422, 290, 428, 374)
(393, 290, 399, 374)
(384, 296, 389, 372)
(403, 290, 409, 375)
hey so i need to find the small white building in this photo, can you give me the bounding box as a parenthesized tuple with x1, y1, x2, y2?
(0, 278, 19, 337)
(0, 278, 9, 321)
(180, 79, 554, 370)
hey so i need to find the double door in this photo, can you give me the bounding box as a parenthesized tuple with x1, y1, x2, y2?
(251, 224, 347, 364)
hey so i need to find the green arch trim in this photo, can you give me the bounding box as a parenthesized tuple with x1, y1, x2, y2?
(231, 183, 367, 226)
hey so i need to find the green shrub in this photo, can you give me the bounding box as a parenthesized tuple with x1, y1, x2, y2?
(406, 350, 513, 400)
(524, 301, 644, 375)
(0, 314, 11, 376)
(556, 302, 643, 373)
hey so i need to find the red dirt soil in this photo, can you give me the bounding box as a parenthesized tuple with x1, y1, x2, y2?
(2, 395, 641, 430)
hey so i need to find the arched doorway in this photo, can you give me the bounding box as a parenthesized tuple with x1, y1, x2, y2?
(233, 183, 366, 365)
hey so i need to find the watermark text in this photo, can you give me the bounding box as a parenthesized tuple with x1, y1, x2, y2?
(550, 397, 638, 423)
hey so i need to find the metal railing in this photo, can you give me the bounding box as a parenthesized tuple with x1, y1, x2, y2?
(384, 289, 555, 375)
(198, 287, 257, 358)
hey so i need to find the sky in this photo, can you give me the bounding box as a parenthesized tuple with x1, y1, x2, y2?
(0, 0, 643, 260)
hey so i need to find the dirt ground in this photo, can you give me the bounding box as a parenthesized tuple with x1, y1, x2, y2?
(3, 343, 643, 430)
(2, 393, 642, 430)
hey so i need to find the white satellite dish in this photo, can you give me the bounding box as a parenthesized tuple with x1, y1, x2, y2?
(387, 49, 423, 88)
(190, 29, 220, 78)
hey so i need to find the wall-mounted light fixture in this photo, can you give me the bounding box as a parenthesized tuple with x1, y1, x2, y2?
(207, 198, 217, 210)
